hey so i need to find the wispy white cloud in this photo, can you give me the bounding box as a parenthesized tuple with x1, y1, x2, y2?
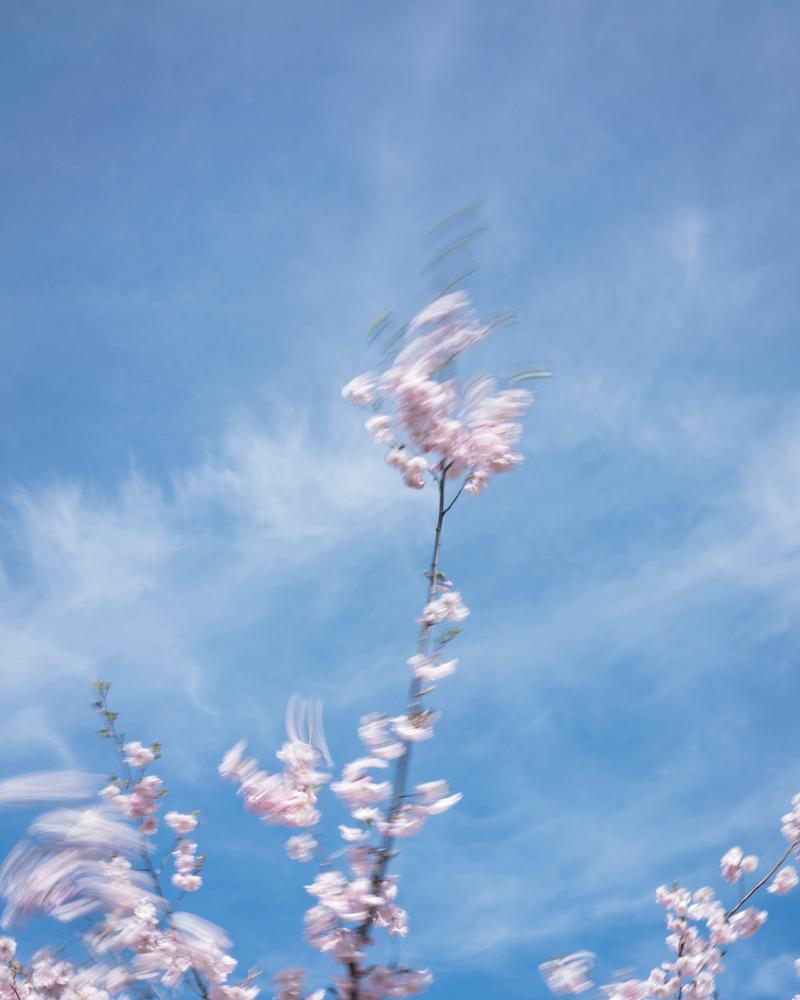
(0, 402, 425, 763)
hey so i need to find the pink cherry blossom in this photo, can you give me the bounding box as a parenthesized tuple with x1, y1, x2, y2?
(402, 455, 429, 489)
(601, 981, 648, 1000)
(377, 805, 427, 839)
(767, 865, 799, 894)
(539, 951, 594, 994)
(729, 906, 767, 938)
(781, 795, 800, 847)
(331, 758, 392, 809)
(341, 374, 377, 407)
(342, 292, 532, 497)
(218, 740, 257, 783)
(414, 780, 462, 816)
(358, 714, 406, 761)
(407, 654, 457, 682)
(392, 711, 439, 742)
(212, 987, 260, 1000)
(285, 834, 318, 862)
(123, 742, 156, 768)
(419, 591, 468, 625)
(365, 414, 393, 444)
(338, 825, 368, 843)
(171, 873, 202, 892)
(720, 846, 758, 884)
(165, 812, 198, 835)
(222, 723, 330, 830)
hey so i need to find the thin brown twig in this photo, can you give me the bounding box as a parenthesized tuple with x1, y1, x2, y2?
(725, 839, 799, 920)
(349, 467, 464, 996)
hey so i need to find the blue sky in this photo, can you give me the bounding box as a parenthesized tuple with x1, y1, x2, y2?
(1, 2, 799, 997)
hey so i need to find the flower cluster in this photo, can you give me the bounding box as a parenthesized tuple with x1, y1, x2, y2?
(418, 589, 469, 626)
(219, 731, 330, 833)
(220, 689, 458, 997)
(719, 845, 758, 884)
(539, 951, 595, 994)
(166, 811, 203, 892)
(0, 937, 127, 1000)
(542, 796, 800, 999)
(0, 799, 248, 1000)
(342, 292, 532, 495)
(102, 768, 163, 836)
(274, 968, 325, 1000)
(0, 685, 256, 1000)
(781, 793, 800, 846)
(219, 637, 462, 997)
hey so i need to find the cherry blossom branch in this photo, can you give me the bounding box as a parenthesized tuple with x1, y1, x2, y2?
(93, 689, 211, 1000)
(94, 690, 168, 894)
(442, 474, 469, 515)
(348, 469, 458, 996)
(725, 838, 799, 920)
(217, 291, 533, 999)
(541, 819, 800, 996)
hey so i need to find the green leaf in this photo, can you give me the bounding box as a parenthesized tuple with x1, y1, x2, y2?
(366, 308, 393, 343)
(507, 366, 554, 383)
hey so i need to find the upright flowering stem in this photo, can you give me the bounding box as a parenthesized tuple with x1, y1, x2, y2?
(350, 469, 453, 996)
(95, 689, 216, 997)
(96, 689, 212, 1000)
(97, 689, 169, 897)
(384, 468, 448, 835)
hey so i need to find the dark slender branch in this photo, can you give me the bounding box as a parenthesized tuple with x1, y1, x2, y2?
(443, 476, 468, 515)
(191, 968, 209, 999)
(725, 839, 798, 919)
(349, 470, 451, 997)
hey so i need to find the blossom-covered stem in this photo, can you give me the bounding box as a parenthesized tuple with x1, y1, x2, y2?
(725, 839, 800, 920)
(380, 467, 447, 818)
(97, 692, 170, 895)
(97, 687, 136, 788)
(351, 469, 453, 994)
(410, 467, 450, 706)
(142, 844, 209, 1000)
(97, 692, 211, 1000)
